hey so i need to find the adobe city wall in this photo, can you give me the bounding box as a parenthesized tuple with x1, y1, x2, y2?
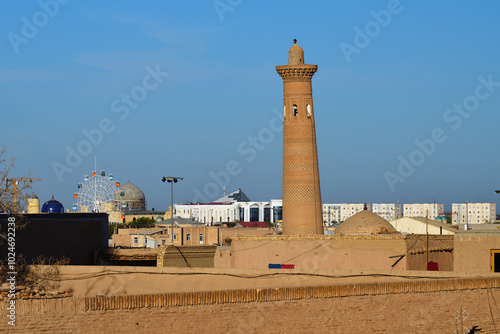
(1, 276, 499, 333)
(38, 265, 478, 297)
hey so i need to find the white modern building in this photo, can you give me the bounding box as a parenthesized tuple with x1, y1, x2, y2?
(389, 217, 457, 235)
(372, 203, 402, 221)
(403, 203, 444, 219)
(174, 189, 282, 225)
(340, 203, 371, 222)
(322, 204, 341, 224)
(321, 203, 373, 223)
(175, 202, 239, 224)
(452, 203, 497, 225)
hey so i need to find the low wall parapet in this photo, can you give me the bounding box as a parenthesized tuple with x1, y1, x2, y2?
(2, 276, 499, 316)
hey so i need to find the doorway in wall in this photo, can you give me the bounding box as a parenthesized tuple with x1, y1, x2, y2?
(492, 250, 500, 272)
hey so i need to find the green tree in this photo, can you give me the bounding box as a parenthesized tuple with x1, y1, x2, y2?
(130, 217, 156, 226)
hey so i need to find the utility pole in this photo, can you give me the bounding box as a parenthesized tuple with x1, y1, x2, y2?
(162, 176, 183, 244)
(426, 209, 429, 271)
(465, 201, 468, 231)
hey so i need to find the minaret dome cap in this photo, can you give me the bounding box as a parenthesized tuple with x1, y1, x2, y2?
(288, 39, 304, 65)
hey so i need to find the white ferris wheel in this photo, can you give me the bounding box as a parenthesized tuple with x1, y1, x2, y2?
(73, 170, 120, 213)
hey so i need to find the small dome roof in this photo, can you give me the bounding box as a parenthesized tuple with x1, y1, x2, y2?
(288, 39, 304, 65)
(336, 207, 399, 235)
(113, 182, 145, 201)
(41, 196, 64, 213)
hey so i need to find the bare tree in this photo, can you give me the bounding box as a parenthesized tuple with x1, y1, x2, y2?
(0, 145, 36, 215)
(0, 146, 60, 287)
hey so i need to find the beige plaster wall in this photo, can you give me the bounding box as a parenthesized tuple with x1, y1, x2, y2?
(214, 246, 231, 268)
(111, 234, 132, 247)
(219, 227, 273, 241)
(454, 233, 500, 273)
(229, 237, 408, 271)
(44, 265, 479, 297)
(405, 236, 454, 271)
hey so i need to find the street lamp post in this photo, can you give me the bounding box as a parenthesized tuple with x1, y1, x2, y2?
(162, 176, 183, 243)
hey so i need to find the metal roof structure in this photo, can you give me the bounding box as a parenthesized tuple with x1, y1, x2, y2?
(213, 188, 251, 203)
(155, 217, 205, 227)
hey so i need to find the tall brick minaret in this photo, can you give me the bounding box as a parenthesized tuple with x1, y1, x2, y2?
(276, 40, 323, 235)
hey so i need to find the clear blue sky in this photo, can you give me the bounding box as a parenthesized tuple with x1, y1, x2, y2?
(2, 1, 500, 212)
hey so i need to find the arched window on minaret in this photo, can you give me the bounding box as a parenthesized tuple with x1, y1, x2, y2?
(306, 104, 312, 117)
(292, 104, 298, 117)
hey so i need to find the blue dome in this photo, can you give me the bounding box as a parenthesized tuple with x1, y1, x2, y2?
(41, 196, 64, 213)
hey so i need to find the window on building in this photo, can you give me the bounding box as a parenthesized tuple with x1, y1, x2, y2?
(162, 240, 166, 245)
(199, 234, 203, 244)
(187, 234, 191, 241)
(134, 237, 138, 244)
(173, 234, 177, 240)
(292, 104, 298, 116)
(250, 207, 259, 222)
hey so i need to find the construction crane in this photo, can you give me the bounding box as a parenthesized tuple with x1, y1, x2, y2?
(5, 178, 42, 213)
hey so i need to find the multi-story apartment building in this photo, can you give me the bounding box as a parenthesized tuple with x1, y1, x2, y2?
(340, 203, 371, 222)
(372, 203, 402, 221)
(403, 203, 444, 219)
(322, 204, 341, 224)
(322, 203, 371, 223)
(452, 203, 497, 225)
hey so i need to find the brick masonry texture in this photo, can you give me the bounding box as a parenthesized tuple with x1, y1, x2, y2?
(1, 276, 499, 333)
(277, 43, 323, 236)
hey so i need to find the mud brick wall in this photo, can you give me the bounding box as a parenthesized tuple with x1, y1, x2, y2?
(1, 276, 499, 333)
